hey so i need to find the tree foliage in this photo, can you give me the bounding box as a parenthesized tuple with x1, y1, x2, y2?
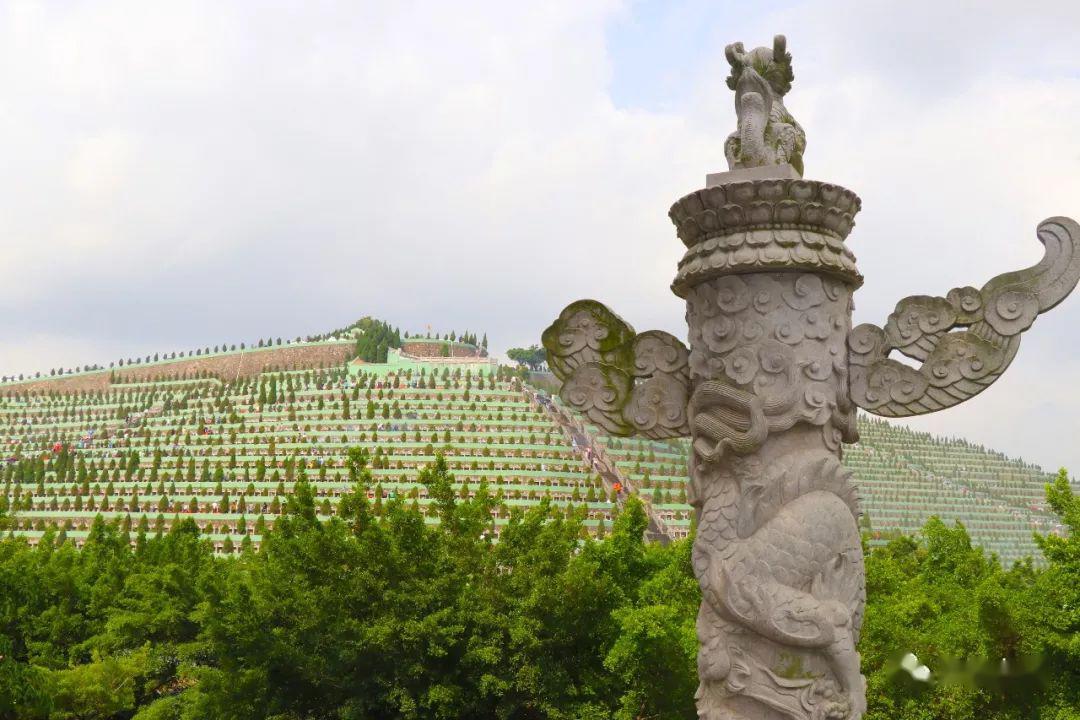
(859, 467, 1080, 720)
(506, 346, 546, 371)
(352, 319, 402, 363)
(0, 460, 1078, 719)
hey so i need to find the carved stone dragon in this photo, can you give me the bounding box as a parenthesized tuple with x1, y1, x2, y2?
(543, 34, 1080, 720)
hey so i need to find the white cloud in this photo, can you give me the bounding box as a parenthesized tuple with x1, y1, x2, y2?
(1, 0, 1080, 473)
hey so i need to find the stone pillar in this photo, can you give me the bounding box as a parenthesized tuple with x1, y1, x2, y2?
(669, 178, 866, 719)
(542, 32, 1079, 720)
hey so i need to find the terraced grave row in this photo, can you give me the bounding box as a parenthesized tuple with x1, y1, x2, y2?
(2, 364, 621, 552)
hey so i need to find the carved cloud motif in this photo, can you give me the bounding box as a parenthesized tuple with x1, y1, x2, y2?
(542, 300, 692, 439)
(849, 217, 1080, 417)
(686, 272, 858, 458)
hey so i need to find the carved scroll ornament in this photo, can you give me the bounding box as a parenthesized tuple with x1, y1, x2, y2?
(849, 218, 1080, 417)
(541, 300, 691, 439)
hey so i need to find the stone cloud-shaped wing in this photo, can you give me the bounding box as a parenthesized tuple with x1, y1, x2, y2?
(541, 300, 691, 438)
(849, 217, 1080, 417)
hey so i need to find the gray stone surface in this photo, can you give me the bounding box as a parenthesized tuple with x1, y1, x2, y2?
(723, 35, 805, 176)
(848, 217, 1080, 417)
(706, 163, 800, 187)
(544, 198, 868, 720)
(541, 33, 1080, 720)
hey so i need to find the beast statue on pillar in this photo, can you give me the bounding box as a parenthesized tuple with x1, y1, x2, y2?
(542, 34, 1080, 720)
(724, 35, 805, 175)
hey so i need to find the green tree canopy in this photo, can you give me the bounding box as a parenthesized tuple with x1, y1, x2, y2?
(506, 345, 547, 371)
(0, 461, 1078, 719)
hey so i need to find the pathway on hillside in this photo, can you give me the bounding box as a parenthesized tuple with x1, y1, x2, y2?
(524, 385, 672, 542)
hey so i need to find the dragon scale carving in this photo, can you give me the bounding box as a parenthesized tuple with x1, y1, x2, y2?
(542, 33, 1080, 720)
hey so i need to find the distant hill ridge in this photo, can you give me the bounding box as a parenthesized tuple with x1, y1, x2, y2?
(0, 340, 354, 396)
(0, 316, 488, 395)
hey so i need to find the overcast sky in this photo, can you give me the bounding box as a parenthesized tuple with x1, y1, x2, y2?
(2, 0, 1080, 473)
